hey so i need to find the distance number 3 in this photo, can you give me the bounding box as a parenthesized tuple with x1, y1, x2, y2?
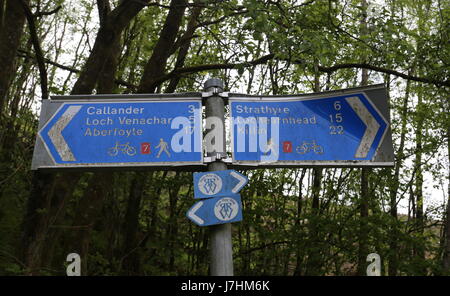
(188, 105, 196, 113)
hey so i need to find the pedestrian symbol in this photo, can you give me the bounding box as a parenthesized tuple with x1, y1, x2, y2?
(155, 138, 171, 158)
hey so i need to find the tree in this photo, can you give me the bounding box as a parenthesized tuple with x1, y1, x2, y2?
(0, 0, 448, 276)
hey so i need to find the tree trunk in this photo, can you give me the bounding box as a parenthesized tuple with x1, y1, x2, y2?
(121, 172, 150, 275)
(293, 168, 307, 276)
(0, 42, 32, 195)
(443, 123, 450, 273)
(137, 0, 187, 93)
(411, 1, 430, 275)
(119, 0, 188, 274)
(305, 168, 322, 275)
(357, 168, 369, 275)
(357, 0, 370, 276)
(70, 172, 114, 275)
(167, 172, 183, 272)
(388, 77, 411, 276)
(20, 0, 147, 274)
(305, 68, 323, 276)
(414, 84, 425, 275)
(0, 0, 27, 116)
(62, 1, 124, 274)
(96, 0, 121, 94)
(71, 0, 148, 94)
(166, 2, 203, 93)
(144, 171, 168, 260)
(21, 171, 81, 274)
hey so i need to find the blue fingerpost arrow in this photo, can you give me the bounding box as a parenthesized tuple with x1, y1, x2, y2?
(230, 91, 391, 164)
(193, 170, 248, 199)
(186, 194, 243, 227)
(37, 101, 203, 166)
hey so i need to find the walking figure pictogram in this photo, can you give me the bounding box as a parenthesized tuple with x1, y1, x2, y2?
(155, 138, 171, 158)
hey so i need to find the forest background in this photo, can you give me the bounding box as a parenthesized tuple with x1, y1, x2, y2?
(0, 0, 448, 276)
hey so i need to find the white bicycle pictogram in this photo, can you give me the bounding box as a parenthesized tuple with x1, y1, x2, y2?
(296, 140, 324, 155)
(108, 142, 137, 156)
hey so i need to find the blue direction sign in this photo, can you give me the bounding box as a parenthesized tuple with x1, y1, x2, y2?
(229, 85, 394, 167)
(193, 170, 248, 199)
(186, 195, 243, 226)
(32, 98, 203, 169)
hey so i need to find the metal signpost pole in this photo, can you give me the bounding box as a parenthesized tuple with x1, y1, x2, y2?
(204, 78, 234, 276)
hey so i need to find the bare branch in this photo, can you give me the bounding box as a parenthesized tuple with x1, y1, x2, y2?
(19, 0, 48, 100)
(33, 5, 62, 18)
(318, 63, 450, 88)
(17, 49, 138, 91)
(153, 53, 450, 88)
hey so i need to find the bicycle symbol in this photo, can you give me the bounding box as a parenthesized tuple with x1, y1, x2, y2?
(296, 140, 324, 155)
(108, 142, 137, 157)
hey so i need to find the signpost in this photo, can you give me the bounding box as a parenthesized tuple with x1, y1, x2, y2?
(229, 85, 394, 167)
(31, 95, 203, 169)
(193, 170, 248, 199)
(187, 170, 248, 227)
(31, 78, 394, 277)
(186, 194, 243, 227)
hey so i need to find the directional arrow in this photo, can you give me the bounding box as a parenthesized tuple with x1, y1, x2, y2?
(230, 171, 248, 193)
(186, 195, 243, 227)
(44, 105, 82, 162)
(345, 96, 381, 158)
(187, 201, 204, 225)
(194, 170, 248, 199)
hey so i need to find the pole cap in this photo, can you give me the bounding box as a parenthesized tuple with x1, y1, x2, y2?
(204, 78, 224, 91)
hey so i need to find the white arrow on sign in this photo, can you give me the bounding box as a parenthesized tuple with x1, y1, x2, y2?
(45, 105, 82, 162)
(345, 96, 382, 158)
(230, 171, 248, 194)
(187, 201, 204, 225)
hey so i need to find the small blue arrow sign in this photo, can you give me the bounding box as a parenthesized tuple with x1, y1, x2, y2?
(186, 194, 243, 226)
(193, 170, 248, 199)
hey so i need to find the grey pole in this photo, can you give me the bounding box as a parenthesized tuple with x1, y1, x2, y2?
(204, 78, 233, 276)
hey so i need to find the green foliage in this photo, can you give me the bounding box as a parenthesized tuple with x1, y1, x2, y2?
(0, 0, 448, 276)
